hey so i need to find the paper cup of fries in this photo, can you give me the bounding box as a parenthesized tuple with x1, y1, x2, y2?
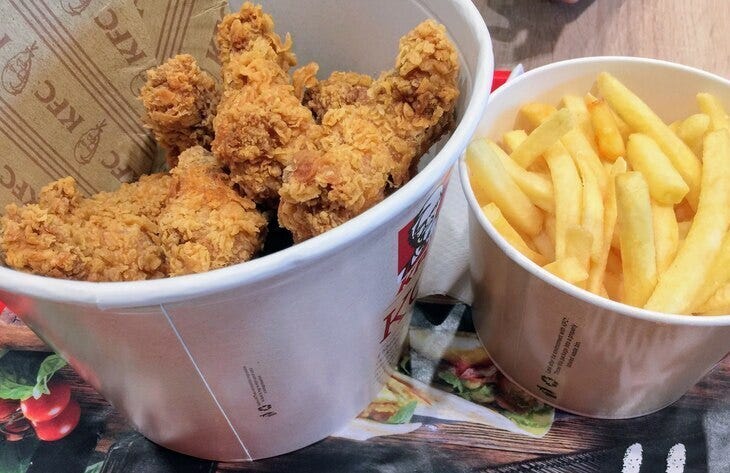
(462, 57, 730, 418)
(0, 0, 493, 461)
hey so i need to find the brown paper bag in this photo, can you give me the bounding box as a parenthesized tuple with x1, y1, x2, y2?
(0, 0, 160, 206)
(136, 0, 228, 81)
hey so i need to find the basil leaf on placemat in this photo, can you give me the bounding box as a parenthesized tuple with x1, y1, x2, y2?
(0, 352, 67, 400)
(32, 354, 67, 398)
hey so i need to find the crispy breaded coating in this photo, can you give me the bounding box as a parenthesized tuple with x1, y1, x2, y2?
(303, 71, 374, 122)
(216, 2, 296, 72)
(212, 5, 317, 205)
(278, 110, 391, 241)
(291, 62, 320, 102)
(278, 20, 460, 242)
(140, 54, 218, 167)
(160, 147, 268, 276)
(1, 174, 171, 281)
(0, 148, 267, 281)
(372, 20, 461, 185)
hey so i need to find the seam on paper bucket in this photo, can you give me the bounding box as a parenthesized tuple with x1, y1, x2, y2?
(160, 304, 252, 461)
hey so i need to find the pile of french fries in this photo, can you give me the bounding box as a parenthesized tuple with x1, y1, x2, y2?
(467, 72, 730, 316)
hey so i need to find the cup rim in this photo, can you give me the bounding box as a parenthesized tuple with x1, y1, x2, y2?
(0, 0, 495, 308)
(461, 55, 730, 327)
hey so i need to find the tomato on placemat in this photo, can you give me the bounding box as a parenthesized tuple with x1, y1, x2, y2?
(20, 380, 71, 423)
(32, 399, 81, 442)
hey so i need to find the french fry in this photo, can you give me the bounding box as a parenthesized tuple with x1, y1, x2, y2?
(532, 232, 555, 261)
(565, 226, 593, 282)
(561, 94, 598, 148)
(561, 129, 608, 193)
(470, 73, 730, 316)
(587, 92, 631, 142)
(575, 156, 604, 262)
(676, 113, 711, 156)
(486, 140, 555, 212)
(625, 133, 689, 205)
(505, 130, 551, 175)
(544, 143, 582, 259)
(645, 129, 730, 314)
(503, 129, 528, 153)
(651, 201, 679, 274)
(482, 203, 549, 266)
(603, 270, 624, 302)
(691, 233, 730, 310)
(697, 93, 730, 131)
(597, 72, 702, 209)
(615, 172, 657, 307)
(677, 220, 692, 240)
(528, 157, 551, 175)
(587, 158, 627, 294)
(586, 95, 626, 162)
(467, 139, 544, 236)
(610, 107, 632, 142)
(518, 103, 558, 132)
(544, 214, 556, 247)
(543, 257, 589, 285)
(511, 108, 575, 168)
(695, 282, 730, 315)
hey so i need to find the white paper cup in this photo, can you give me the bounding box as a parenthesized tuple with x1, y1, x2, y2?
(0, 0, 493, 461)
(462, 57, 730, 419)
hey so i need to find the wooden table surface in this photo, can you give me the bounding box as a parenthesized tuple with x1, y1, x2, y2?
(474, 0, 730, 78)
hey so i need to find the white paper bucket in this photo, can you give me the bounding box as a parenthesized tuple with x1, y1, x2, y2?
(462, 57, 730, 419)
(0, 0, 493, 461)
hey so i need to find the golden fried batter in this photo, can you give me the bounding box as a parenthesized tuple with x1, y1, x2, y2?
(303, 70, 374, 122)
(216, 2, 296, 72)
(212, 3, 317, 205)
(0, 147, 267, 281)
(278, 20, 460, 242)
(140, 54, 218, 166)
(1, 174, 171, 281)
(160, 147, 268, 276)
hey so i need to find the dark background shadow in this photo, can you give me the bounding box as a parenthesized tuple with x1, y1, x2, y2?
(472, 0, 609, 66)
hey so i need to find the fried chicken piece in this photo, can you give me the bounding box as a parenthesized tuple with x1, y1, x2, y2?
(278, 20, 460, 242)
(216, 2, 296, 72)
(1, 148, 267, 281)
(159, 146, 268, 276)
(371, 20, 461, 186)
(1, 174, 171, 281)
(302, 70, 374, 122)
(277, 109, 392, 241)
(291, 62, 319, 102)
(212, 4, 317, 205)
(140, 54, 218, 167)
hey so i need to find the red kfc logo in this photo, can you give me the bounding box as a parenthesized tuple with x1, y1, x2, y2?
(397, 184, 445, 283)
(382, 184, 446, 343)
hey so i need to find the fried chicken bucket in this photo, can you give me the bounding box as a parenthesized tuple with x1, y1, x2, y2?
(0, 0, 493, 461)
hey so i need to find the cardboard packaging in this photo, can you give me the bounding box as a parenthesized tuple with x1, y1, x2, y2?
(463, 57, 730, 418)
